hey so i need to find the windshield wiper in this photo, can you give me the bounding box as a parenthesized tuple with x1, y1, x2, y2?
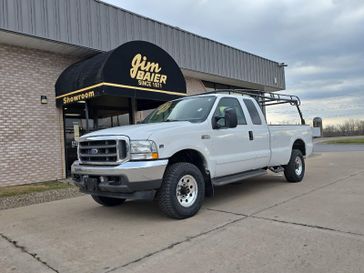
(165, 119, 192, 123)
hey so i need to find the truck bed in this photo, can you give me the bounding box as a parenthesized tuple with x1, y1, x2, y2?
(268, 125, 313, 166)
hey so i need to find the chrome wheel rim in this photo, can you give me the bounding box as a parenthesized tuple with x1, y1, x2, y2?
(176, 175, 198, 207)
(294, 156, 303, 176)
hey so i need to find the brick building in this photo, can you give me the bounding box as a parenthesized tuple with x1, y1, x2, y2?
(0, 0, 285, 186)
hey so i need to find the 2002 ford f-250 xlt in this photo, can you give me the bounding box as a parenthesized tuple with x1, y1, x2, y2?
(72, 90, 313, 219)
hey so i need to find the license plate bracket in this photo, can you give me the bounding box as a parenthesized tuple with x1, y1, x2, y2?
(84, 177, 98, 192)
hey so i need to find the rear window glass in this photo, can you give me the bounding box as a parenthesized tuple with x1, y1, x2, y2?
(244, 99, 262, 125)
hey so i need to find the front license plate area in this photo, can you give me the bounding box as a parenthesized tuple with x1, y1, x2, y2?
(84, 177, 98, 192)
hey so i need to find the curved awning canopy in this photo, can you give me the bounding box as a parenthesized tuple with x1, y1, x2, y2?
(55, 41, 186, 107)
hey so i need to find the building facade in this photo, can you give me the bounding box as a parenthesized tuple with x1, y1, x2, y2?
(0, 0, 286, 186)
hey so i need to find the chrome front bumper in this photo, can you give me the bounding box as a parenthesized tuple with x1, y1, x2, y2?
(71, 160, 168, 197)
(71, 160, 168, 183)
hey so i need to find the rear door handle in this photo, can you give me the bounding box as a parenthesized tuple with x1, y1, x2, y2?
(249, 131, 254, 141)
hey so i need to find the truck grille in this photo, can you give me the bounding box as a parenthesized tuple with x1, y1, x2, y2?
(78, 139, 128, 165)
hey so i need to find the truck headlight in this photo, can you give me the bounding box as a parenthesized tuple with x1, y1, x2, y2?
(130, 140, 159, 160)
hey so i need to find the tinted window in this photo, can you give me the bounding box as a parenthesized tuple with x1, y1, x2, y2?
(244, 99, 262, 125)
(213, 97, 247, 127)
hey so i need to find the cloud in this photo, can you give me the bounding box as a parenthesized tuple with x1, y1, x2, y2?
(267, 95, 364, 125)
(103, 0, 364, 125)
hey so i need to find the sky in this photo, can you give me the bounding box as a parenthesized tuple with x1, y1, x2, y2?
(103, 0, 364, 125)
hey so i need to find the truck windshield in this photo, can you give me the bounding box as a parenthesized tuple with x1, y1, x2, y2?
(143, 96, 216, 124)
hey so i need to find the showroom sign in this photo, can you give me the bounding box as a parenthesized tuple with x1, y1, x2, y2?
(55, 41, 186, 106)
(130, 53, 167, 88)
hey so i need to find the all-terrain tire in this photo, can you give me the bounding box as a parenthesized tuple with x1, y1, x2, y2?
(91, 195, 125, 206)
(284, 149, 305, 182)
(158, 162, 205, 219)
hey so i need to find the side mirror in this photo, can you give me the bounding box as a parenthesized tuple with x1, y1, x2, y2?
(224, 108, 238, 128)
(213, 107, 238, 129)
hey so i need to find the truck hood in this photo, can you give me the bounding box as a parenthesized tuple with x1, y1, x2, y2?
(80, 122, 191, 140)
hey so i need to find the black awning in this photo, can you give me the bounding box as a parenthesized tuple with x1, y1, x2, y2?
(55, 41, 186, 107)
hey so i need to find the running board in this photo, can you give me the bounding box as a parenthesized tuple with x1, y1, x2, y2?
(212, 169, 267, 186)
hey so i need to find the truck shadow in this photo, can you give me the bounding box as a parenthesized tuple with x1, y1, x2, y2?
(204, 174, 286, 207)
(82, 174, 286, 220)
(83, 199, 166, 220)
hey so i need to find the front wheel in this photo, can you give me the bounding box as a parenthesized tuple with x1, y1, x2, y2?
(91, 195, 125, 206)
(158, 162, 205, 219)
(284, 149, 305, 182)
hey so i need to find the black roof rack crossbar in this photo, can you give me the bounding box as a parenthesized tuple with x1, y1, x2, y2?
(201, 89, 305, 125)
(202, 89, 301, 106)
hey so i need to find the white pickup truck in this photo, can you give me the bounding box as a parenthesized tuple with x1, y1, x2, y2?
(72, 90, 313, 219)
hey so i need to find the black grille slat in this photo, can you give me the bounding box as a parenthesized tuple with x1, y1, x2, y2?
(79, 145, 116, 149)
(80, 156, 118, 162)
(79, 140, 116, 146)
(80, 147, 117, 155)
(79, 139, 127, 165)
(79, 153, 117, 157)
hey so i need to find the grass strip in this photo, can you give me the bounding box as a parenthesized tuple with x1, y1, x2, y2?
(323, 137, 364, 144)
(0, 181, 75, 198)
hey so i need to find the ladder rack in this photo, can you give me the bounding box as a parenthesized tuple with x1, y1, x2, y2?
(202, 89, 305, 125)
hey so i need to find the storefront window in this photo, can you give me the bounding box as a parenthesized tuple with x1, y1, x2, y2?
(97, 113, 130, 129)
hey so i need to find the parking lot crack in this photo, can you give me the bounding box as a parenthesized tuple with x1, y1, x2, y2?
(204, 170, 364, 239)
(252, 215, 364, 238)
(103, 215, 247, 273)
(206, 208, 248, 217)
(251, 169, 364, 217)
(0, 233, 59, 273)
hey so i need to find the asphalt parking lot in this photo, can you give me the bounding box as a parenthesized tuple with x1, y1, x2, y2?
(1, 146, 364, 273)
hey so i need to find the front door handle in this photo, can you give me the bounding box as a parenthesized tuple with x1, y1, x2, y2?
(249, 131, 254, 141)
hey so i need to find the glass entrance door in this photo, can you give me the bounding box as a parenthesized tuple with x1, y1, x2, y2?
(63, 103, 91, 176)
(63, 99, 132, 176)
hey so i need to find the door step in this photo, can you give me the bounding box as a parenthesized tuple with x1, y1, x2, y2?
(212, 169, 267, 186)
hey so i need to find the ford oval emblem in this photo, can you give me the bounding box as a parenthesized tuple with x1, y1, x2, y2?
(90, 148, 98, 155)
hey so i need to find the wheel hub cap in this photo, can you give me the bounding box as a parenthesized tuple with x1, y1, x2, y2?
(176, 175, 198, 208)
(294, 156, 303, 176)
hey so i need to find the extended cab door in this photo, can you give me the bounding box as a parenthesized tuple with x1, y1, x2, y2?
(242, 98, 270, 168)
(211, 97, 261, 177)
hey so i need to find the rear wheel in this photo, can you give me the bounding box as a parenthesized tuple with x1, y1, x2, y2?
(91, 195, 125, 206)
(284, 149, 305, 182)
(158, 162, 205, 219)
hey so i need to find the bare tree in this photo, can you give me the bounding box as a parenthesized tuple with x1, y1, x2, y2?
(323, 119, 364, 137)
